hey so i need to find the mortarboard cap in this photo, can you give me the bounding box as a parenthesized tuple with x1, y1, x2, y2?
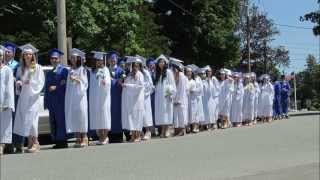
(19, 43, 39, 54)
(3, 42, 17, 53)
(49, 48, 64, 58)
(156, 54, 169, 64)
(91, 51, 107, 61)
(71, 48, 85, 59)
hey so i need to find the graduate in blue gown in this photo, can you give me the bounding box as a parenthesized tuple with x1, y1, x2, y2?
(44, 49, 69, 148)
(3, 42, 19, 75)
(280, 75, 290, 118)
(273, 80, 282, 120)
(146, 58, 157, 134)
(108, 51, 125, 143)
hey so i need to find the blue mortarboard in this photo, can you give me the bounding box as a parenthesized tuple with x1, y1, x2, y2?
(19, 43, 39, 54)
(70, 48, 85, 59)
(91, 51, 107, 61)
(146, 58, 156, 65)
(3, 42, 17, 53)
(49, 48, 64, 58)
(107, 50, 119, 61)
(118, 60, 125, 65)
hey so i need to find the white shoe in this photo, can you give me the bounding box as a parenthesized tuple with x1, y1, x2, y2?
(142, 132, 151, 140)
(96, 138, 109, 145)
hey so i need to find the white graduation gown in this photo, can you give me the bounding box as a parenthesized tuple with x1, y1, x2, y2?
(188, 77, 204, 124)
(142, 69, 154, 127)
(211, 76, 220, 123)
(253, 81, 260, 118)
(258, 82, 274, 117)
(0, 65, 14, 143)
(202, 78, 215, 124)
(121, 71, 145, 131)
(65, 66, 88, 133)
(218, 79, 234, 119)
(230, 81, 244, 123)
(14, 64, 45, 137)
(242, 83, 255, 121)
(155, 69, 176, 125)
(89, 67, 111, 130)
(173, 72, 188, 128)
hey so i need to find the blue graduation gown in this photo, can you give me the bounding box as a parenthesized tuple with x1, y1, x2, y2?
(110, 66, 125, 133)
(44, 65, 68, 142)
(273, 81, 281, 117)
(280, 81, 290, 114)
(7, 59, 19, 76)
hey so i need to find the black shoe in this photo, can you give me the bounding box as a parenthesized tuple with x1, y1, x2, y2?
(3, 144, 15, 154)
(53, 142, 68, 149)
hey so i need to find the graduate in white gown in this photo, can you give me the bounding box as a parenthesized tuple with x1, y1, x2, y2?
(137, 56, 154, 141)
(0, 47, 15, 155)
(251, 72, 260, 124)
(65, 48, 89, 148)
(218, 69, 234, 129)
(89, 51, 111, 145)
(121, 56, 145, 142)
(185, 65, 203, 133)
(170, 59, 188, 136)
(242, 73, 255, 126)
(200, 67, 214, 130)
(258, 74, 274, 123)
(230, 72, 244, 127)
(154, 55, 176, 138)
(14, 44, 45, 153)
(208, 66, 220, 129)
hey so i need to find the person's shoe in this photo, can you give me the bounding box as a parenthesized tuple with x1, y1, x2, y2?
(15, 145, 24, 154)
(96, 138, 109, 145)
(26, 144, 40, 153)
(142, 131, 152, 141)
(53, 142, 68, 149)
(3, 144, 14, 154)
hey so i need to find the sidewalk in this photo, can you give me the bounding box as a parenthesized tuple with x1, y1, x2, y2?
(289, 110, 320, 117)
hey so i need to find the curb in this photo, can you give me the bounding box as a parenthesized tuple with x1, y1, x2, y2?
(289, 112, 320, 117)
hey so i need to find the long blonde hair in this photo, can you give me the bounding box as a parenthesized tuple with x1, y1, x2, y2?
(20, 53, 37, 74)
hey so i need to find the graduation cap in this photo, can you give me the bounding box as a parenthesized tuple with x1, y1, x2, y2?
(260, 74, 270, 80)
(126, 56, 143, 64)
(156, 54, 169, 64)
(146, 58, 156, 65)
(197, 68, 207, 74)
(219, 68, 226, 74)
(118, 60, 125, 65)
(91, 51, 107, 61)
(203, 65, 211, 71)
(250, 72, 256, 78)
(169, 57, 184, 63)
(107, 50, 119, 61)
(3, 42, 17, 53)
(19, 43, 39, 54)
(70, 48, 86, 59)
(243, 73, 252, 79)
(49, 48, 64, 58)
(232, 72, 242, 78)
(224, 69, 232, 76)
(185, 64, 199, 73)
(135, 55, 147, 66)
(0, 45, 8, 59)
(170, 60, 184, 71)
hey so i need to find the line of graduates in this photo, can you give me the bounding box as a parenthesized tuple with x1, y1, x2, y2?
(0, 42, 291, 155)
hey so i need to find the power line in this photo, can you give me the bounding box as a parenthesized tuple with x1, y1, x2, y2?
(166, 0, 193, 16)
(274, 23, 313, 30)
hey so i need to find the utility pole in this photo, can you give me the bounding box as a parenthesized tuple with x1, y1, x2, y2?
(293, 72, 297, 111)
(246, 0, 251, 73)
(57, 0, 68, 65)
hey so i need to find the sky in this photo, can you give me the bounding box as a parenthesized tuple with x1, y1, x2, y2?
(252, 0, 319, 74)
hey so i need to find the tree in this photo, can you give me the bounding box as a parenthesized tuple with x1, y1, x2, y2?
(296, 54, 320, 110)
(238, 5, 289, 76)
(300, 0, 320, 36)
(154, 0, 240, 68)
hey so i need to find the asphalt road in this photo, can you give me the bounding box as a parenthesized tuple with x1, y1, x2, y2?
(1, 115, 319, 180)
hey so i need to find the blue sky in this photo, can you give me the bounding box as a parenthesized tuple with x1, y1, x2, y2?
(252, 0, 319, 74)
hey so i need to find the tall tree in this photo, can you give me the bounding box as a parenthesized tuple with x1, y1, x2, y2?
(154, 0, 240, 68)
(300, 0, 320, 36)
(238, 5, 289, 76)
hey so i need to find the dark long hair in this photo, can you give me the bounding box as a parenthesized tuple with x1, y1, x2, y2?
(154, 61, 168, 85)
